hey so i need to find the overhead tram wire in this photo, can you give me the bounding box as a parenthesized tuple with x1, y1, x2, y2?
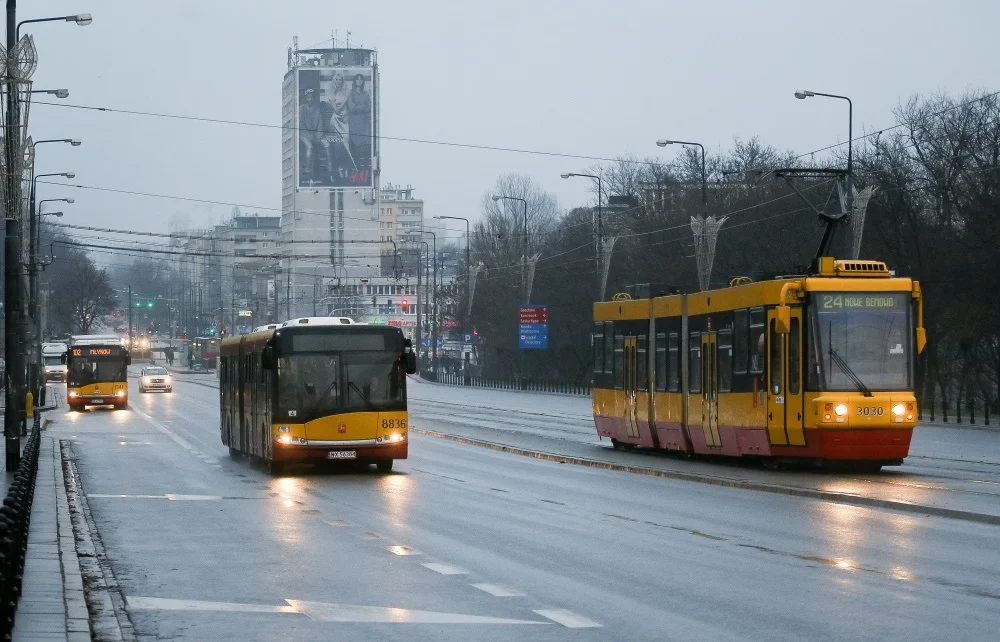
(32, 89, 1000, 171)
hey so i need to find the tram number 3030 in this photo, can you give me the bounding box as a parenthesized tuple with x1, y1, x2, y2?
(381, 419, 407, 430)
(856, 407, 884, 417)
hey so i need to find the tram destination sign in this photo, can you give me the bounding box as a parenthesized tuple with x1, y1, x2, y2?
(518, 305, 549, 350)
(819, 293, 903, 310)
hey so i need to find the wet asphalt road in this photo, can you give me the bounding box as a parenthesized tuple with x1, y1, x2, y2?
(48, 375, 1000, 640)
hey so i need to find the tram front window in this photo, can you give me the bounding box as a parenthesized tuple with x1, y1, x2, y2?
(809, 292, 911, 391)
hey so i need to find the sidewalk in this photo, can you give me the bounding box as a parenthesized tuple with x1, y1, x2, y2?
(11, 434, 90, 641)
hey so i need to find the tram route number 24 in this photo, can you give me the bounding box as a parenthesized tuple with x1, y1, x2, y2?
(381, 418, 407, 430)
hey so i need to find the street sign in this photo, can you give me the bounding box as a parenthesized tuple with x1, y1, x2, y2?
(518, 305, 549, 349)
(238, 310, 253, 317)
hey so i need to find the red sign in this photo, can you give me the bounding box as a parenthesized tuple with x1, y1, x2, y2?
(519, 306, 548, 324)
(442, 320, 459, 329)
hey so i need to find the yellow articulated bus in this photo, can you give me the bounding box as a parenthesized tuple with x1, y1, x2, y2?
(220, 317, 417, 475)
(593, 258, 926, 471)
(65, 335, 131, 411)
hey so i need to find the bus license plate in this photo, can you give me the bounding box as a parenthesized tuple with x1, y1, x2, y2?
(328, 451, 356, 460)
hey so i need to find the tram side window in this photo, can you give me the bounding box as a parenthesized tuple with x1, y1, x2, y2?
(769, 319, 782, 394)
(718, 329, 733, 392)
(637, 335, 648, 391)
(689, 333, 701, 393)
(749, 308, 766, 374)
(789, 317, 800, 394)
(604, 322, 614, 374)
(613, 334, 624, 389)
(667, 333, 679, 392)
(733, 309, 749, 374)
(592, 323, 604, 374)
(655, 333, 667, 391)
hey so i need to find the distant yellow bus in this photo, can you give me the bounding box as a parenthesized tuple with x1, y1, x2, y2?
(66, 335, 131, 411)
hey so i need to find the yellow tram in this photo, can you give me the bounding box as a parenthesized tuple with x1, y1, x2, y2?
(592, 258, 926, 470)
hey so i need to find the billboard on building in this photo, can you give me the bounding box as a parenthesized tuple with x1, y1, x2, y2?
(297, 66, 374, 189)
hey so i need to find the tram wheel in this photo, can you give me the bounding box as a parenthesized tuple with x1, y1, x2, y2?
(376, 459, 393, 473)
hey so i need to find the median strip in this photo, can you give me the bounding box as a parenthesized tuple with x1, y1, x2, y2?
(410, 428, 1000, 526)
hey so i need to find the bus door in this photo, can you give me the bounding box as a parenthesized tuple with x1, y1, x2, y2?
(623, 337, 640, 439)
(701, 333, 721, 447)
(766, 308, 805, 446)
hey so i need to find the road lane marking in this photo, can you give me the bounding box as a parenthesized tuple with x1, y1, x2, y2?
(534, 609, 602, 628)
(127, 596, 544, 625)
(165, 494, 224, 501)
(86, 494, 260, 501)
(88, 494, 163, 499)
(471, 583, 525, 597)
(386, 545, 421, 556)
(127, 596, 298, 614)
(421, 563, 469, 575)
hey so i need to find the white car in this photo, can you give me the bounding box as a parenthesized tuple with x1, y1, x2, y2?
(139, 367, 173, 393)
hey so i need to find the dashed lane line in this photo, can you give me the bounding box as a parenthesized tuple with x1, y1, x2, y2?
(471, 584, 525, 597)
(421, 562, 469, 575)
(534, 609, 603, 628)
(386, 545, 421, 556)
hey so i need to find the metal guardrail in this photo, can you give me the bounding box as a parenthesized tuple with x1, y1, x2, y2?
(432, 371, 592, 396)
(0, 412, 41, 636)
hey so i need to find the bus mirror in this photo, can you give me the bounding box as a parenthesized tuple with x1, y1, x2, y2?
(262, 345, 275, 370)
(775, 305, 791, 334)
(915, 327, 927, 354)
(126, 354, 132, 366)
(60, 353, 67, 365)
(405, 352, 417, 375)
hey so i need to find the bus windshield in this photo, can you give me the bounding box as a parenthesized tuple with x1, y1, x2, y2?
(808, 292, 911, 391)
(277, 350, 404, 421)
(68, 359, 127, 386)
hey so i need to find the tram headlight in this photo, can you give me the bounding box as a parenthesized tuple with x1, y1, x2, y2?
(892, 404, 906, 417)
(834, 404, 848, 417)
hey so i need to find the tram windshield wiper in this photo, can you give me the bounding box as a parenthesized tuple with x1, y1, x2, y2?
(828, 347, 873, 397)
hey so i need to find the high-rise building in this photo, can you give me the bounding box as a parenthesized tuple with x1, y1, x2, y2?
(281, 41, 380, 318)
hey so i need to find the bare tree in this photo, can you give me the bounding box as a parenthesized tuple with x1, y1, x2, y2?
(50, 258, 118, 334)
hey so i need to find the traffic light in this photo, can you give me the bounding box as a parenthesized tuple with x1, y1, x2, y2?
(147, 301, 154, 308)
(401, 299, 409, 313)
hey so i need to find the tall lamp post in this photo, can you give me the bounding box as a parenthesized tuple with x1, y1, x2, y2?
(16, 12, 92, 40)
(432, 215, 470, 332)
(560, 172, 604, 300)
(655, 139, 706, 212)
(794, 89, 853, 247)
(491, 195, 528, 304)
(420, 230, 439, 377)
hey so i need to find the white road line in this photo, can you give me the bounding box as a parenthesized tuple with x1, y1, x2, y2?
(534, 609, 602, 628)
(421, 563, 469, 575)
(165, 494, 225, 501)
(127, 596, 298, 614)
(127, 596, 544, 625)
(287, 600, 543, 624)
(385, 545, 421, 556)
(470, 583, 525, 597)
(87, 494, 163, 499)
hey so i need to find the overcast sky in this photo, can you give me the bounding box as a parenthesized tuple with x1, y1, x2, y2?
(26, 0, 999, 245)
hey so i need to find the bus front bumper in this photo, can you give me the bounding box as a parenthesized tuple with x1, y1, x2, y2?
(273, 441, 408, 462)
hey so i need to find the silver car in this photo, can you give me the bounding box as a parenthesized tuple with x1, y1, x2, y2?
(139, 366, 173, 393)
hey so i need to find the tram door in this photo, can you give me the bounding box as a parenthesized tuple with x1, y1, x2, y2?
(701, 333, 722, 447)
(623, 337, 640, 439)
(766, 308, 805, 446)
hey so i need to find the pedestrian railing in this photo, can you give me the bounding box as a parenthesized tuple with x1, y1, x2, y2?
(431, 371, 591, 396)
(0, 411, 41, 637)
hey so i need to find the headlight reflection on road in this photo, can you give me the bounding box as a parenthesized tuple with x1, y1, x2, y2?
(378, 473, 413, 526)
(269, 477, 304, 544)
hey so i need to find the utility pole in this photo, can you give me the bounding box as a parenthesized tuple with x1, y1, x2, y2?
(128, 286, 133, 349)
(5, 0, 24, 468)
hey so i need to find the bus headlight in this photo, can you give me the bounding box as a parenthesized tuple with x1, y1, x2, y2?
(834, 404, 848, 417)
(115, 390, 126, 398)
(892, 404, 906, 417)
(68, 391, 78, 398)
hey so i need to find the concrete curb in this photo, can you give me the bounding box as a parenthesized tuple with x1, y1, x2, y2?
(411, 427, 1000, 527)
(53, 438, 92, 640)
(60, 441, 136, 641)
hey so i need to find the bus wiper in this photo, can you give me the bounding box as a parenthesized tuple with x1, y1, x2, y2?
(306, 378, 341, 416)
(348, 380, 376, 410)
(828, 347, 873, 397)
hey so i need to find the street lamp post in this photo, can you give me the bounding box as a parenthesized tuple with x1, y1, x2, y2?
(433, 215, 471, 336)
(491, 196, 529, 304)
(420, 230, 439, 377)
(794, 89, 854, 243)
(656, 139, 706, 211)
(560, 172, 604, 300)
(30, 88, 70, 99)
(16, 12, 92, 40)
